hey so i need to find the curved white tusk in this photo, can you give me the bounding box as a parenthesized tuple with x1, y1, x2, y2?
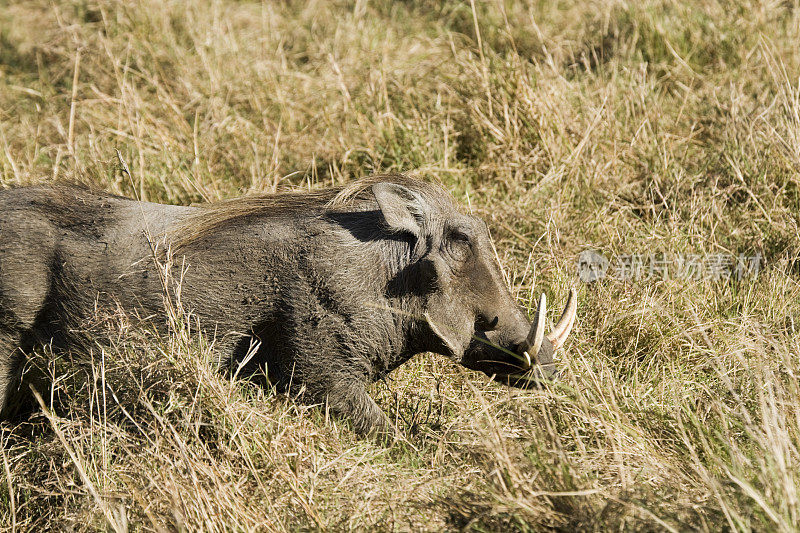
(546, 288, 577, 350)
(522, 293, 546, 366)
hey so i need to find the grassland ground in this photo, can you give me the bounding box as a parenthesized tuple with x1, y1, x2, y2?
(2, 0, 800, 530)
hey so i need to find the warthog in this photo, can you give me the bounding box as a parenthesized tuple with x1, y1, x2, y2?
(0, 175, 576, 436)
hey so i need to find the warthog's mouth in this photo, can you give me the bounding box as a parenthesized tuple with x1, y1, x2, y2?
(465, 289, 576, 388)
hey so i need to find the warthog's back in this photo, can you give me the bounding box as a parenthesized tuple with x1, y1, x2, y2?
(0, 185, 195, 334)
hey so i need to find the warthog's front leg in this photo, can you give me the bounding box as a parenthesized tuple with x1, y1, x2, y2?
(324, 378, 395, 440)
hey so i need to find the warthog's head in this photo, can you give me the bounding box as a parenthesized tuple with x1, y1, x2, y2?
(372, 181, 576, 387)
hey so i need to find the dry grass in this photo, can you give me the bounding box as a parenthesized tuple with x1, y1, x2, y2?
(2, 0, 800, 530)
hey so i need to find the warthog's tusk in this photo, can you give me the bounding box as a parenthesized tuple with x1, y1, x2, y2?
(522, 293, 546, 367)
(546, 288, 577, 350)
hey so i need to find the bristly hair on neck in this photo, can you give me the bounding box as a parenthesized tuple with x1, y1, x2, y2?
(170, 173, 456, 249)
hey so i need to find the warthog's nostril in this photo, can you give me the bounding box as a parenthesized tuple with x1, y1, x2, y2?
(475, 315, 499, 332)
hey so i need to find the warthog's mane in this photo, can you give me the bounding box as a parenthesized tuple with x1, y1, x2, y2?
(172, 173, 456, 248)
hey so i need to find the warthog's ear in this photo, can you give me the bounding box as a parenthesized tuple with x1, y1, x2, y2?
(372, 182, 426, 237)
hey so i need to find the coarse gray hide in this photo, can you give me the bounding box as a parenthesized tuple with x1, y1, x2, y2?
(0, 175, 576, 437)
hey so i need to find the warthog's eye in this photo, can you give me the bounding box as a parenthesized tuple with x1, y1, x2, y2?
(444, 226, 474, 263)
(449, 228, 471, 244)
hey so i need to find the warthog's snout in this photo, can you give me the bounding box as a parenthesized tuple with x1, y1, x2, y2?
(462, 289, 577, 388)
